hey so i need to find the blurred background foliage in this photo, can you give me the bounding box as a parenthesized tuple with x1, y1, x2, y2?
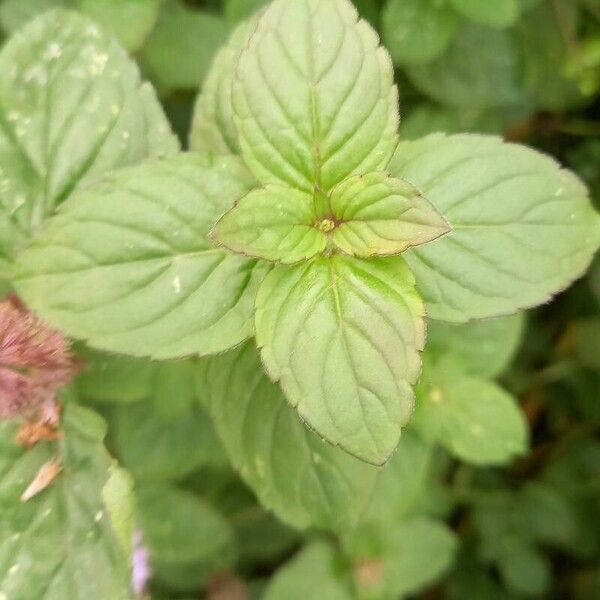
(1, 0, 599, 599)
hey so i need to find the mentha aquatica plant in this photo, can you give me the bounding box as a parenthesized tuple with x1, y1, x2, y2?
(0, 0, 599, 598)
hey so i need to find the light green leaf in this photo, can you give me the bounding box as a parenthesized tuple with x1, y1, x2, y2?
(233, 0, 398, 192)
(113, 401, 226, 481)
(407, 23, 523, 109)
(256, 255, 425, 465)
(213, 185, 326, 264)
(190, 17, 257, 155)
(139, 0, 230, 93)
(390, 134, 600, 322)
(349, 517, 458, 599)
(197, 342, 379, 531)
(79, 0, 160, 52)
(415, 361, 528, 465)
(264, 542, 352, 600)
(0, 10, 179, 272)
(14, 153, 269, 359)
(136, 483, 235, 585)
(426, 314, 525, 378)
(0, 405, 132, 600)
(450, 0, 519, 28)
(329, 172, 450, 257)
(102, 465, 135, 561)
(382, 0, 458, 65)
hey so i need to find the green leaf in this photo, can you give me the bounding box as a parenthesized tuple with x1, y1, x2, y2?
(401, 104, 504, 140)
(113, 401, 226, 481)
(190, 17, 257, 155)
(197, 342, 379, 531)
(0, 405, 132, 599)
(255, 255, 425, 465)
(407, 23, 523, 109)
(76, 348, 154, 404)
(497, 540, 550, 596)
(516, 1, 584, 112)
(14, 153, 269, 359)
(415, 360, 528, 465)
(136, 483, 235, 587)
(139, 0, 230, 93)
(224, 0, 269, 22)
(213, 185, 326, 264)
(348, 517, 458, 599)
(450, 0, 519, 28)
(233, 0, 398, 192)
(264, 542, 352, 600)
(0, 9, 179, 272)
(382, 0, 458, 65)
(329, 173, 450, 257)
(390, 134, 600, 322)
(426, 314, 525, 378)
(363, 431, 445, 522)
(79, 0, 160, 52)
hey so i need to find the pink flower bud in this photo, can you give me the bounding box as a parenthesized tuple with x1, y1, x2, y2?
(0, 296, 79, 420)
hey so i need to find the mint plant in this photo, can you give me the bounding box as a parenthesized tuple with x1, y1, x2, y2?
(0, 0, 599, 598)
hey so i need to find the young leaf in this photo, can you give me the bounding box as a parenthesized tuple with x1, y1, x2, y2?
(0, 405, 133, 599)
(213, 185, 325, 264)
(233, 0, 398, 192)
(415, 360, 528, 465)
(426, 314, 525, 378)
(449, 0, 519, 28)
(390, 134, 600, 322)
(382, 0, 458, 65)
(0, 10, 179, 272)
(190, 17, 257, 155)
(255, 256, 425, 465)
(14, 154, 269, 359)
(264, 542, 353, 600)
(214, 173, 448, 263)
(197, 343, 379, 531)
(329, 172, 450, 257)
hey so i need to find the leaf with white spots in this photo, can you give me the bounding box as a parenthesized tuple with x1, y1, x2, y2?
(196, 342, 379, 531)
(390, 134, 600, 322)
(0, 405, 133, 600)
(233, 0, 398, 192)
(255, 255, 425, 466)
(0, 9, 179, 275)
(14, 154, 268, 359)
